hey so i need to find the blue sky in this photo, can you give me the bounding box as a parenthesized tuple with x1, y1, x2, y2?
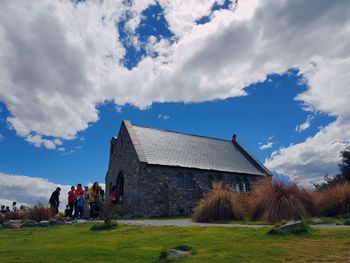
(0, 0, 349, 205)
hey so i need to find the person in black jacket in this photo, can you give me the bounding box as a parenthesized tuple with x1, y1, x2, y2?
(49, 187, 61, 215)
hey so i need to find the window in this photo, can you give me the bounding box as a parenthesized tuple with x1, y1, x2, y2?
(215, 175, 223, 186)
(184, 173, 194, 189)
(233, 178, 240, 192)
(208, 174, 214, 188)
(242, 179, 247, 192)
(176, 172, 184, 188)
(244, 178, 250, 192)
(208, 174, 224, 188)
(234, 177, 250, 192)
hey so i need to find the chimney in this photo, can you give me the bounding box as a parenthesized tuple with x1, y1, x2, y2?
(232, 134, 237, 142)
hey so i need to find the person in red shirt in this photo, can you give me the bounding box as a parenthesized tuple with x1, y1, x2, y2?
(74, 184, 84, 218)
(68, 186, 76, 218)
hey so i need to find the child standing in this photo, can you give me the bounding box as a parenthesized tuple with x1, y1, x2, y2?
(76, 193, 85, 219)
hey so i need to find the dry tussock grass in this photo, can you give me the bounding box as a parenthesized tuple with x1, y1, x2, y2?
(27, 204, 52, 221)
(315, 182, 350, 216)
(192, 182, 244, 222)
(248, 177, 316, 223)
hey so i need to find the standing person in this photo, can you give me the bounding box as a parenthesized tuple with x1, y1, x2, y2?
(87, 182, 99, 219)
(74, 184, 84, 218)
(0, 205, 5, 213)
(68, 186, 76, 218)
(83, 186, 90, 219)
(109, 185, 119, 205)
(49, 187, 61, 215)
(75, 193, 85, 219)
(12, 202, 18, 212)
(64, 205, 70, 217)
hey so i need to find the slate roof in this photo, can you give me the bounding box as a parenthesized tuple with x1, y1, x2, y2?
(124, 121, 271, 176)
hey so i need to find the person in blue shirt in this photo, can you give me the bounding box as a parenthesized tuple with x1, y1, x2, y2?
(75, 192, 85, 219)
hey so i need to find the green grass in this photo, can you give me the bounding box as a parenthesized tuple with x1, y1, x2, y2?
(1, 223, 350, 262)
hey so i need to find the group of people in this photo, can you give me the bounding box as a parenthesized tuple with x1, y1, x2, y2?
(49, 182, 121, 220)
(0, 202, 18, 214)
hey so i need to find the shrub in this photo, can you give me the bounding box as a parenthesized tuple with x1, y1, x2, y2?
(27, 204, 52, 222)
(192, 182, 244, 222)
(316, 182, 350, 216)
(4, 211, 28, 220)
(0, 212, 4, 223)
(249, 177, 316, 223)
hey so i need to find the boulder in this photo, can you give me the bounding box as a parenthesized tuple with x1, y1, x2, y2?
(272, 220, 309, 235)
(22, 220, 39, 228)
(168, 249, 190, 258)
(39, 220, 50, 227)
(2, 220, 23, 229)
(49, 218, 65, 225)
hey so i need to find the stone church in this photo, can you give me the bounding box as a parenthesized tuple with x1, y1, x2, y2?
(105, 120, 272, 217)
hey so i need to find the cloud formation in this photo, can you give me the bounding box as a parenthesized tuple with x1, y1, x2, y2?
(295, 115, 313, 133)
(259, 142, 273, 150)
(158, 114, 170, 120)
(0, 0, 350, 185)
(0, 172, 71, 210)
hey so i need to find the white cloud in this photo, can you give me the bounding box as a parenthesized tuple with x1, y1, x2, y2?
(0, 0, 349, 185)
(0, 134, 4, 142)
(158, 114, 170, 120)
(259, 142, 273, 150)
(295, 115, 313, 133)
(25, 135, 57, 149)
(259, 136, 274, 150)
(0, 172, 71, 210)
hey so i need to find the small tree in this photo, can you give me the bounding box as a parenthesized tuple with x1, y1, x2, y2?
(101, 202, 114, 226)
(339, 146, 350, 181)
(314, 147, 350, 190)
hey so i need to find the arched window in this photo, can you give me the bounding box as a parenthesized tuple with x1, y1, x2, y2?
(176, 172, 184, 188)
(184, 173, 194, 189)
(116, 171, 124, 196)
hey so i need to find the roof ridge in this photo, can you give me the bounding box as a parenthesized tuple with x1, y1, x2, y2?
(132, 124, 231, 143)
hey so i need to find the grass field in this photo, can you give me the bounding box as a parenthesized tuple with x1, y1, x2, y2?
(1, 223, 350, 262)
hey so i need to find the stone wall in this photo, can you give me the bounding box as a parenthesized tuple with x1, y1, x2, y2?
(133, 164, 261, 217)
(105, 121, 141, 210)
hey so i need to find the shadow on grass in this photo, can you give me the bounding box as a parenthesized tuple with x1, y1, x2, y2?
(90, 222, 118, 231)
